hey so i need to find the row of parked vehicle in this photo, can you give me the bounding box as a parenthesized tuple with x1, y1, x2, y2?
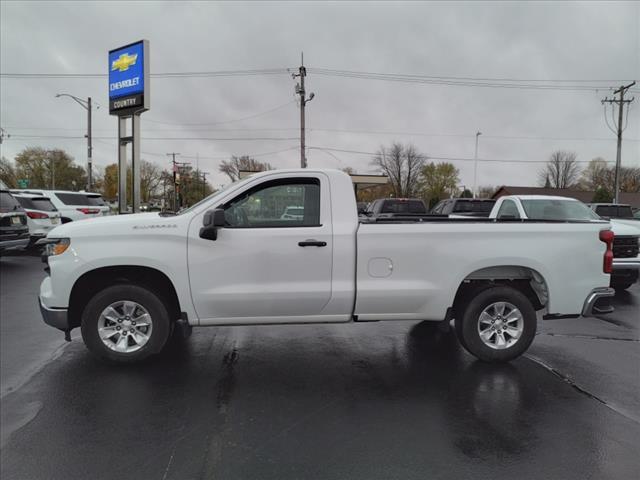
(0, 186, 108, 254)
(358, 195, 640, 291)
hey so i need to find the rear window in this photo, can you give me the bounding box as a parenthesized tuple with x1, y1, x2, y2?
(86, 195, 106, 206)
(381, 200, 427, 214)
(1, 191, 22, 212)
(521, 199, 600, 220)
(55, 192, 91, 206)
(452, 200, 495, 213)
(595, 205, 633, 219)
(16, 197, 57, 212)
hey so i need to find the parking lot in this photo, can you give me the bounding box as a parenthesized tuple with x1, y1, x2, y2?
(0, 254, 637, 479)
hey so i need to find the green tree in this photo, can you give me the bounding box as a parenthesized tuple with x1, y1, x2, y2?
(460, 188, 473, 198)
(592, 186, 613, 203)
(14, 147, 86, 190)
(419, 162, 460, 205)
(0, 157, 18, 188)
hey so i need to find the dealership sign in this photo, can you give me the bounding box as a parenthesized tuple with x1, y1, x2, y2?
(109, 40, 149, 115)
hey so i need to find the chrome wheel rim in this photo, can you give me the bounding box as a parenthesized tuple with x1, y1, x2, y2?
(97, 301, 153, 353)
(477, 301, 523, 350)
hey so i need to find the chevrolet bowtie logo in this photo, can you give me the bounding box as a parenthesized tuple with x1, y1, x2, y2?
(111, 53, 138, 72)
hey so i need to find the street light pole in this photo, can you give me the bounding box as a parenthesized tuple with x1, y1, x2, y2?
(87, 97, 92, 191)
(55, 93, 95, 191)
(473, 131, 482, 198)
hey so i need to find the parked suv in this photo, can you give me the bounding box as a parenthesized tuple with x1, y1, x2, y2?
(10, 190, 108, 223)
(13, 193, 62, 247)
(0, 189, 30, 254)
(431, 198, 496, 218)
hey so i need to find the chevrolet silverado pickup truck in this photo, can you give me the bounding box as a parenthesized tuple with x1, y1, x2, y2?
(39, 169, 615, 364)
(490, 195, 640, 291)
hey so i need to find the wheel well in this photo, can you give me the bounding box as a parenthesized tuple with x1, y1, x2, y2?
(452, 266, 548, 317)
(68, 266, 181, 329)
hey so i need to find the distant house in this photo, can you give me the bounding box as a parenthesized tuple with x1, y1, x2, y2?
(491, 186, 640, 208)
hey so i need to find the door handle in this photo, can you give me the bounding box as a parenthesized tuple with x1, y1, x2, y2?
(298, 239, 327, 247)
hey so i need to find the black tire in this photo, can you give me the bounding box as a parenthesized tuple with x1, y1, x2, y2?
(455, 286, 537, 363)
(80, 284, 172, 363)
(612, 283, 633, 292)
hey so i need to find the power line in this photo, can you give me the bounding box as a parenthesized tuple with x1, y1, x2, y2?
(0, 68, 291, 79)
(9, 134, 299, 141)
(307, 146, 632, 164)
(9, 125, 638, 142)
(309, 68, 634, 91)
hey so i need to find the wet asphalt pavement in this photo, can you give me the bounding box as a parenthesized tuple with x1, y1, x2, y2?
(1, 255, 639, 479)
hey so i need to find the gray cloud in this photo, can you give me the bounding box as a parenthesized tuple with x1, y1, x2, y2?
(1, 0, 638, 190)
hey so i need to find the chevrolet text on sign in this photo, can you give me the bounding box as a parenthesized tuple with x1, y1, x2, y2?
(108, 40, 149, 115)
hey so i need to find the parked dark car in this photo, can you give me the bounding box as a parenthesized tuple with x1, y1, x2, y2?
(0, 189, 30, 254)
(363, 198, 428, 218)
(430, 198, 496, 218)
(587, 203, 636, 220)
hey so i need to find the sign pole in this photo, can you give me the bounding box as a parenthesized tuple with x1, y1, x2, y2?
(132, 114, 141, 212)
(118, 117, 128, 214)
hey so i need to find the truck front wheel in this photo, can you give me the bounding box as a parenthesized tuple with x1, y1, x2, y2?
(455, 286, 536, 362)
(80, 284, 172, 363)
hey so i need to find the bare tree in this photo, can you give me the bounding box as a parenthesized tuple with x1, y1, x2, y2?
(538, 151, 581, 188)
(580, 157, 609, 191)
(371, 142, 426, 197)
(219, 155, 273, 182)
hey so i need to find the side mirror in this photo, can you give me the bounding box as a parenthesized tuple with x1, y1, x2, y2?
(199, 208, 226, 240)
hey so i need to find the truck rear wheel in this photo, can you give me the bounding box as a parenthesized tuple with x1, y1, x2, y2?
(455, 286, 536, 362)
(80, 284, 172, 363)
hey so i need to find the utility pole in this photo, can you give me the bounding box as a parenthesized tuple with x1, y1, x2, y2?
(292, 53, 314, 168)
(0, 127, 9, 144)
(167, 153, 181, 212)
(201, 171, 210, 199)
(87, 97, 93, 191)
(602, 81, 635, 203)
(473, 131, 482, 198)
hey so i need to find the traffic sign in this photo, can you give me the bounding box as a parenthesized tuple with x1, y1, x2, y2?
(17, 179, 29, 188)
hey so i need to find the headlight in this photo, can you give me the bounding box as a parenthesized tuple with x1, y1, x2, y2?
(44, 238, 70, 256)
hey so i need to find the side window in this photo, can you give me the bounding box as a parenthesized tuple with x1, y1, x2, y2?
(224, 178, 321, 228)
(497, 200, 520, 219)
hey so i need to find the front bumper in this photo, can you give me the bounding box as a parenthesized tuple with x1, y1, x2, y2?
(581, 287, 615, 316)
(612, 257, 640, 270)
(38, 297, 70, 330)
(0, 237, 30, 252)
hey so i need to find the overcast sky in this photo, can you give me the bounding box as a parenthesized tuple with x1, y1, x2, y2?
(1, 0, 638, 190)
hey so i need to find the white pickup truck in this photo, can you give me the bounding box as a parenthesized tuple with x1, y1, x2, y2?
(39, 169, 615, 364)
(490, 195, 640, 291)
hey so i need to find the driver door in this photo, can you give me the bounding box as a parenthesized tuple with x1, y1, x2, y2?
(188, 174, 333, 322)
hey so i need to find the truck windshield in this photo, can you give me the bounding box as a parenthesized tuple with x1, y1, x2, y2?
(452, 200, 495, 213)
(381, 200, 426, 214)
(521, 199, 601, 220)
